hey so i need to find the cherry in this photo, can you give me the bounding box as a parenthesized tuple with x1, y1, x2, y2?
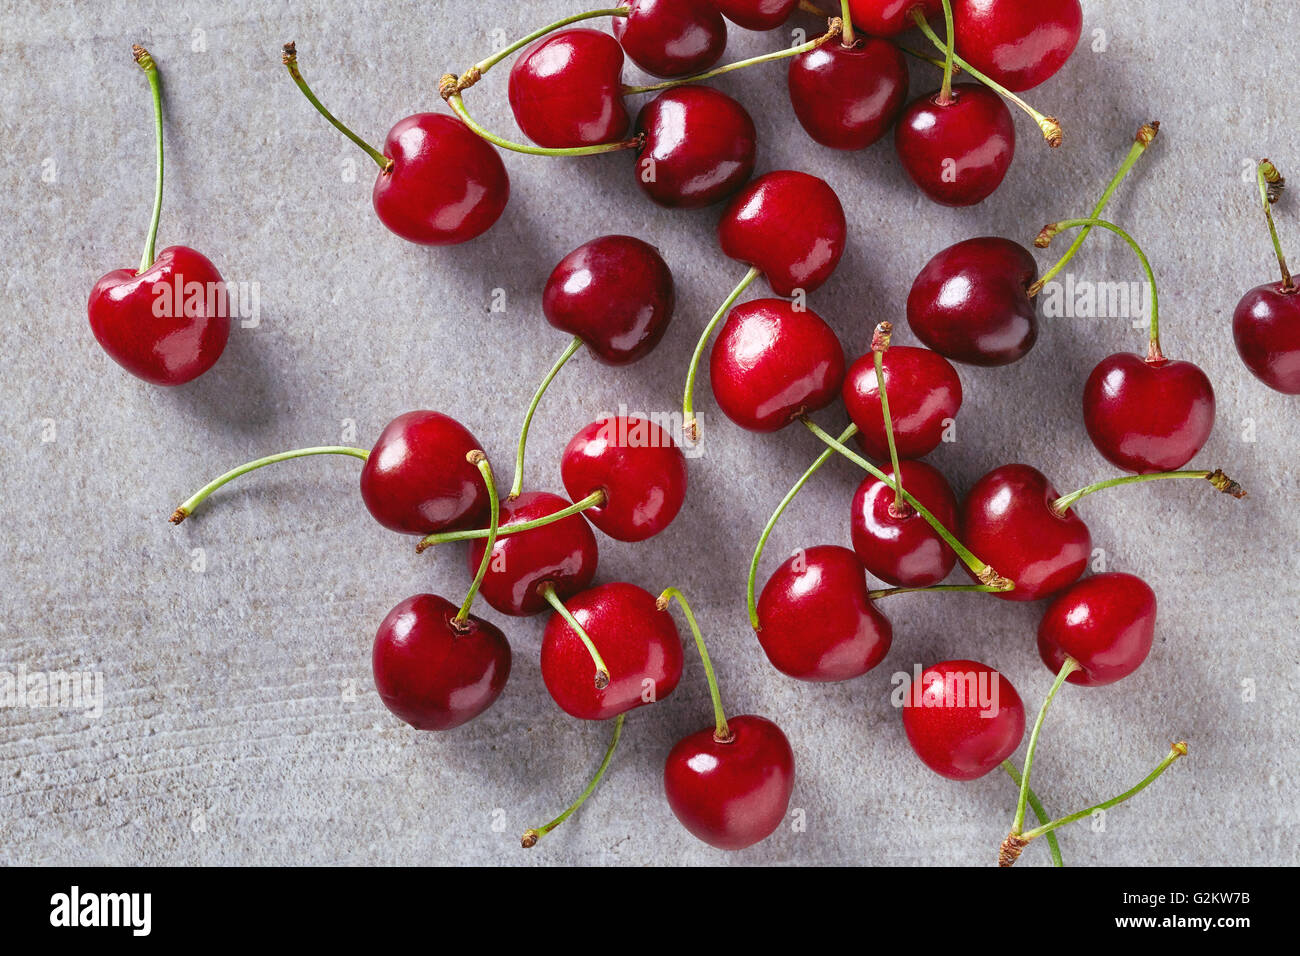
(894, 82, 1016, 207)
(712, 0, 798, 30)
(842, 345, 962, 460)
(508, 29, 631, 148)
(901, 659, 1025, 780)
(952, 0, 1082, 93)
(907, 236, 1038, 366)
(561, 416, 688, 541)
(787, 35, 908, 151)
(541, 582, 683, 720)
(850, 460, 958, 587)
(613, 0, 728, 78)
(634, 85, 757, 208)
(709, 298, 846, 432)
(846, 0, 942, 36)
(755, 545, 892, 681)
(1037, 572, 1156, 687)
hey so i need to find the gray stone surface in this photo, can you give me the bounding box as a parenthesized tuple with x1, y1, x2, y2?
(1, 0, 1296, 867)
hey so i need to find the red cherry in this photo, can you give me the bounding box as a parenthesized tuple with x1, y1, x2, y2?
(842, 346, 962, 460)
(1233, 283, 1300, 394)
(664, 714, 795, 849)
(372, 594, 511, 730)
(894, 83, 1016, 207)
(634, 85, 757, 208)
(709, 298, 846, 432)
(960, 464, 1091, 602)
(718, 170, 847, 296)
(508, 30, 630, 148)
(613, 0, 727, 78)
(901, 659, 1025, 780)
(360, 410, 489, 535)
(846, 0, 942, 36)
(1037, 572, 1156, 687)
(88, 245, 230, 386)
(756, 545, 892, 681)
(850, 460, 958, 587)
(561, 416, 688, 542)
(952, 0, 1083, 92)
(787, 37, 908, 150)
(907, 236, 1039, 366)
(1083, 352, 1216, 474)
(540, 582, 683, 720)
(543, 235, 675, 364)
(468, 491, 599, 617)
(712, 0, 797, 31)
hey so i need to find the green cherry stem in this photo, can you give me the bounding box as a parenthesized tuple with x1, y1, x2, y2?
(521, 713, 625, 848)
(132, 46, 164, 275)
(1051, 468, 1246, 517)
(683, 266, 761, 441)
(282, 42, 392, 172)
(540, 582, 610, 689)
(1010, 657, 1080, 837)
(444, 91, 643, 156)
(868, 583, 1009, 599)
(1256, 159, 1294, 290)
(839, 0, 855, 45)
(657, 588, 731, 741)
(169, 446, 370, 524)
(452, 7, 631, 93)
(1000, 761, 1064, 867)
(509, 335, 584, 500)
(416, 489, 605, 553)
(936, 0, 956, 104)
(453, 452, 500, 625)
(871, 321, 910, 516)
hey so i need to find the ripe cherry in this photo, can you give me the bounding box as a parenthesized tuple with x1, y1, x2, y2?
(850, 460, 958, 587)
(787, 35, 909, 150)
(842, 345, 962, 460)
(634, 85, 757, 208)
(713, 0, 798, 30)
(613, 0, 727, 78)
(846, 0, 942, 36)
(952, 0, 1082, 92)
(895, 82, 1016, 207)
(901, 659, 1025, 781)
(509, 30, 631, 148)
(1037, 572, 1156, 687)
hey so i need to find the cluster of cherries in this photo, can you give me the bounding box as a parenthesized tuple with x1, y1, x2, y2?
(85, 2, 1291, 861)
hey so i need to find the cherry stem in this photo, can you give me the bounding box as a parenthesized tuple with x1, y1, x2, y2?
(1010, 657, 1079, 837)
(801, 418, 1013, 591)
(839, 0, 855, 45)
(416, 489, 605, 553)
(540, 582, 610, 690)
(132, 46, 164, 275)
(747, 423, 856, 630)
(454, 452, 500, 625)
(169, 446, 370, 524)
(509, 335, 583, 500)
(1000, 761, 1064, 867)
(521, 713, 624, 848)
(454, 7, 631, 93)
(937, 0, 955, 104)
(683, 266, 762, 442)
(867, 583, 1008, 600)
(896, 43, 958, 72)
(911, 11, 1062, 147)
(621, 18, 844, 95)
(871, 322, 910, 516)
(281, 42, 392, 172)
(444, 91, 643, 156)
(1030, 122, 1160, 297)
(1051, 468, 1246, 517)
(1256, 159, 1294, 291)
(657, 588, 731, 742)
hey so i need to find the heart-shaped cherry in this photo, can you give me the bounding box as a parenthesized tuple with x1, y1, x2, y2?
(613, 0, 728, 77)
(952, 0, 1082, 92)
(509, 29, 631, 148)
(756, 544, 892, 681)
(788, 34, 908, 150)
(850, 459, 958, 587)
(895, 82, 1015, 206)
(842, 345, 962, 460)
(846, 0, 942, 36)
(713, 0, 798, 30)
(634, 85, 757, 208)
(901, 659, 1025, 781)
(1037, 572, 1156, 687)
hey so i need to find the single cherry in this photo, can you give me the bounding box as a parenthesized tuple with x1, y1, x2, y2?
(1037, 572, 1156, 687)
(894, 82, 1016, 207)
(846, 0, 942, 36)
(901, 659, 1025, 781)
(787, 35, 908, 150)
(850, 460, 958, 587)
(712, 0, 797, 31)
(634, 85, 757, 208)
(508, 29, 631, 148)
(952, 0, 1082, 92)
(756, 545, 892, 681)
(613, 0, 728, 78)
(842, 345, 962, 460)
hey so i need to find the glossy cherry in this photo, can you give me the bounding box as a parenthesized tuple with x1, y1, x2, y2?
(787, 36, 908, 151)
(895, 82, 1016, 207)
(712, 0, 797, 30)
(717, 170, 847, 296)
(846, 0, 942, 36)
(372, 594, 511, 731)
(1234, 284, 1300, 394)
(850, 460, 958, 587)
(1037, 572, 1156, 687)
(756, 545, 892, 681)
(842, 346, 962, 460)
(901, 659, 1025, 781)
(613, 0, 727, 77)
(664, 715, 795, 850)
(634, 85, 757, 208)
(509, 29, 630, 148)
(709, 298, 846, 432)
(952, 0, 1083, 93)
(907, 236, 1039, 366)
(540, 582, 683, 720)
(960, 464, 1091, 602)
(561, 416, 688, 542)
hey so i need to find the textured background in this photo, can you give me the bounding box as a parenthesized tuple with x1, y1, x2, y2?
(1, 0, 1296, 867)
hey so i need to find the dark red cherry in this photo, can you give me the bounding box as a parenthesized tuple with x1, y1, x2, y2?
(952, 0, 1082, 92)
(540, 582, 683, 720)
(561, 416, 688, 541)
(846, 0, 942, 36)
(842, 346, 962, 460)
(895, 83, 1016, 207)
(1233, 283, 1300, 394)
(372, 594, 511, 731)
(717, 170, 847, 296)
(508, 29, 630, 148)
(634, 85, 757, 208)
(360, 410, 489, 535)
(787, 37, 908, 150)
(543, 235, 675, 364)
(613, 0, 727, 78)
(1083, 352, 1216, 474)
(709, 298, 846, 432)
(756, 545, 892, 681)
(468, 491, 599, 617)
(907, 236, 1038, 366)
(850, 460, 957, 587)
(664, 715, 795, 850)
(901, 659, 1025, 781)
(88, 245, 230, 386)
(1037, 572, 1156, 687)
(960, 464, 1091, 602)
(712, 0, 797, 31)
